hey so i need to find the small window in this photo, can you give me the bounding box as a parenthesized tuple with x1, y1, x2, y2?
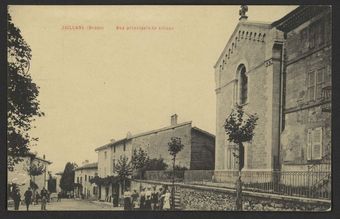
(300, 28, 309, 52)
(307, 68, 327, 101)
(307, 127, 323, 160)
(85, 175, 87, 182)
(309, 18, 325, 50)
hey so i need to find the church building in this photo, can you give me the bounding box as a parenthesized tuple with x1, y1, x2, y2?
(214, 5, 331, 181)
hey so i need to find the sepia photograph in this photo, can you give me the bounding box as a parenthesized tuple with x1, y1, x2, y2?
(6, 5, 332, 212)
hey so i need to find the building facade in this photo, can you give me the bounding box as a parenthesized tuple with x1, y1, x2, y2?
(214, 5, 331, 177)
(273, 6, 331, 172)
(55, 171, 63, 194)
(95, 114, 215, 201)
(7, 153, 52, 198)
(74, 161, 98, 199)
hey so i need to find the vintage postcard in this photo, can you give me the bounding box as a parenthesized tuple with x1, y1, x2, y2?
(7, 5, 331, 212)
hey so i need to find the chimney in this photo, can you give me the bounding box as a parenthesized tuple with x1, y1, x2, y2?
(171, 114, 178, 126)
(126, 131, 132, 139)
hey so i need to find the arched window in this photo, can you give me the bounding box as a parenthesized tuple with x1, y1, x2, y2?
(236, 64, 248, 105)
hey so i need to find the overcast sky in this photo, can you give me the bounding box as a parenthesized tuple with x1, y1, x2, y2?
(9, 5, 298, 173)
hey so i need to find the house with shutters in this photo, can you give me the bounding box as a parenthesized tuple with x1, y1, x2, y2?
(213, 5, 331, 192)
(7, 153, 52, 199)
(74, 161, 98, 199)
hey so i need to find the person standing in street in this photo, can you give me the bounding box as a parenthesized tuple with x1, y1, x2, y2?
(123, 189, 132, 211)
(131, 190, 139, 210)
(145, 186, 152, 210)
(12, 186, 21, 211)
(40, 187, 48, 211)
(57, 192, 61, 202)
(34, 191, 39, 205)
(139, 187, 146, 210)
(151, 186, 159, 210)
(158, 187, 165, 210)
(162, 189, 171, 211)
(24, 187, 33, 211)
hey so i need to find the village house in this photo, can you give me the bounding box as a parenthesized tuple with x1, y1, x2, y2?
(54, 171, 63, 194)
(74, 160, 98, 199)
(94, 114, 215, 201)
(7, 153, 52, 198)
(213, 5, 331, 196)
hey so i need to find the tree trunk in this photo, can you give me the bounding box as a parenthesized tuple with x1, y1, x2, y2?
(236, 143, 243, 211)
(172, 155, 176, 210)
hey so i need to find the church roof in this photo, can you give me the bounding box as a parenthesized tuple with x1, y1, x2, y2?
(214, 20, 271, 68)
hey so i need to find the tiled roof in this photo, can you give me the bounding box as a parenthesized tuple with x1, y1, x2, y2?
(94, 121, 192, 151)
(192, 127, 215, 139)
(26, 152, 52, 164)
(272, 6, 329, 32)
(75, 162, 98, 171)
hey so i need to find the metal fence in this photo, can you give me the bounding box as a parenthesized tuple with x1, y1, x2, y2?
(241, 170, 331, 199)
(143, 169, 331, 200)
(144, 170, 185, 182)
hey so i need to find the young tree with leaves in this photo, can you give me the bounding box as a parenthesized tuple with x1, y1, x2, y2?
(224, 105, 258, 210)
(131, 148, 149, 178)
(27, 160, 45, 194)
(114, 155, 133, 191)
(168, 137, 184, 210)
(7, 12, 44, 171)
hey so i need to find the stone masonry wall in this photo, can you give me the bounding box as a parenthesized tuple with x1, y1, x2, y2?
(214, 22, 283, 171)
(190, 129, 215, 170)
(130, 180, 331, 211)
(131, 123, 192, 169)
(281, 9, 331, 166)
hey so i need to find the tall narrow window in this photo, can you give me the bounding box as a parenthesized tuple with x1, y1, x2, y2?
(233, 80, 238, 106)
(307, 67, 327, 101)
(225, 143, 237, 170)
(237, 65, 248, 105)
(307, 127, 323, 160)
(307, 71, 315, 101)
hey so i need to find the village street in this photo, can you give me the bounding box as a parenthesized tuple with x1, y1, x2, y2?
(8, 199, 124, 211)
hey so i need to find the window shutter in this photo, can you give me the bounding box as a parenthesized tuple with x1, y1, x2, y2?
(307, 129, 312, 161)
(312, 127, 323, 160)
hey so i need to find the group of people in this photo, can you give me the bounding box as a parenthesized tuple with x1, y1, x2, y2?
(10, 185, 49, 211)
(123, 186, 172, 211)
